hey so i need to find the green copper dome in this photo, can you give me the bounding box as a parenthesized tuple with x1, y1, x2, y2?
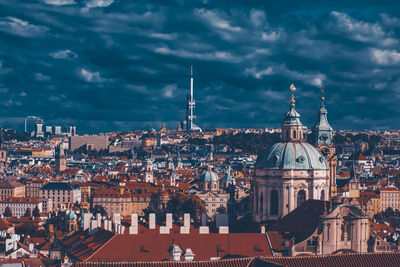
(200, 167, 219, 182)
(256, 142, 329, 170)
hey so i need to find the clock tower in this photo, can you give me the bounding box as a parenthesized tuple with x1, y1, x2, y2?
(311, 90, 337, 199)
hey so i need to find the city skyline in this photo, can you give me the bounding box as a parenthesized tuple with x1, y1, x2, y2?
(0, 1, 400, 132)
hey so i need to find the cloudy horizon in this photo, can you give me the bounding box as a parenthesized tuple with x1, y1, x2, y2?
(0, 0, 399, 133)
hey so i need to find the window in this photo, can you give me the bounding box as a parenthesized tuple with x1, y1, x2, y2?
(297, 190, 306, 207)
(270, 190, 278, 215)
(320, 190, 325, 201)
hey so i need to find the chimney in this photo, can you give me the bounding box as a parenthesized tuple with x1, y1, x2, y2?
(166, 213, 173, 229)
(201, 213, 207, 226)
(113, 213, 121, 225)
(218, 226, 229, 234)
(129, 226, 138, 234)
(149, 213, 156, 229)
(183, 248, 195, 261)
(131, 214, 138, 228)
(83, 213, 92, 230)
(183, 213, 190, 228)
(29, 243, 34, 252)
(96, 213, 101, 227)
(199, 226, 209, 234)
(160, 226, 170, 234)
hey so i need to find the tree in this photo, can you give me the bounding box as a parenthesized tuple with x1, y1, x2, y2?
(32, 206, 40, 217)
(24, 208, 31, 217)
(3, 206, 12, 217)
(15, 223, 40, 237)
(166, 193, 205, 223)
(92, 205, 107, 217)
(216, 206, 226, 214)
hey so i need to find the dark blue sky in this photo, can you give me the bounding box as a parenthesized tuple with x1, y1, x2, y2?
(0, 0, 399, 133)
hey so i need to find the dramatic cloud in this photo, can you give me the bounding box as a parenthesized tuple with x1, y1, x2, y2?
(50, 50, 78, 60)
(79, 68, 106, 83)
(371, 49, 400, 65)
(43, 0, 75, 5)
(0, 17, 48, 38)
(0, 0, 399, 132)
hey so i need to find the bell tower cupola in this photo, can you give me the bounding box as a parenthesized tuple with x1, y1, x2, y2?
(281, 84, 306, 142)
(312, 88, 333, 147)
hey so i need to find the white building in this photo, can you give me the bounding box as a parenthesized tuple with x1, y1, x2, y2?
(0, 197, 42, 217)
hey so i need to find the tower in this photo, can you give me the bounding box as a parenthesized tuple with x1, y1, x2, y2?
(185, 65, 202, 132)
(55, 144, 67, 172)
(170, 168, 177, 187)
(312, 89, 337, 198)
(144, 158, 154, 183)
(348, 163, 360, 198)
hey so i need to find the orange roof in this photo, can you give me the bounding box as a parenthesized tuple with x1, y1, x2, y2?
(87, 233, 272, 262)
(0, 197, 41, 204)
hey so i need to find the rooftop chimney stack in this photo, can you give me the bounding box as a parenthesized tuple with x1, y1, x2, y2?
(166, 213, 173, 229)
(149, 213, 156, 229)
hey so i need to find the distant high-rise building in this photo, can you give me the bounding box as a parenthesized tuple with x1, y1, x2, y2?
(185, 65, 202, 132)
(54, 126, 62, 135)
(45, 126, 53, 134)
(68, 126, 76, 136)
(35, 119, 44, 138)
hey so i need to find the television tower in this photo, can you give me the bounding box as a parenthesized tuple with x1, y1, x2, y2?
(183, 65, 202, 132)
(186, 65, 195, 131)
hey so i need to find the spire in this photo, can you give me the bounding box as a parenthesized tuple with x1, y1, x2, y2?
(312, 88, 333, 146)
(281, 83, 305, 142)
(350, 162, 358, 182)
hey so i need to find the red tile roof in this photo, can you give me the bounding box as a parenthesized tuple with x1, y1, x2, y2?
(85, 232, 272, 262)
(74, 252, 400, 267)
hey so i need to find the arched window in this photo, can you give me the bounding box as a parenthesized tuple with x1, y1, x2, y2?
(297, 190, 306, 207)
(293, 130, 297, 139)
(270, 190, 279, 215)
(320, 190, 325, 201)
(259, 192, 264, 214)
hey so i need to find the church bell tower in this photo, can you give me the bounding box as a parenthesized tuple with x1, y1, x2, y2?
(312, 89, 337, 198)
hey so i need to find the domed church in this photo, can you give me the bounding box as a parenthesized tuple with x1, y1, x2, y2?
(253, 86, 335, 222)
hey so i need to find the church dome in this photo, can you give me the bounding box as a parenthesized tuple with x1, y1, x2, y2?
(256, 142, 328, 170)
(200, 166, 219, 182)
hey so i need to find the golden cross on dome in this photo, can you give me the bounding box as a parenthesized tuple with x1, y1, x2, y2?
(289, 83, 296, 104)
(320, 88, 325, 102)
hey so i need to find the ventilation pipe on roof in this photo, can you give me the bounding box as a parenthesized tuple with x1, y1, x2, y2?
(183, 248, 195, 261)
(168, 240, 182, 261)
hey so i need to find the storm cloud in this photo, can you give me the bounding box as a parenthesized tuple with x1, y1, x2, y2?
(0, 0, 399, 132)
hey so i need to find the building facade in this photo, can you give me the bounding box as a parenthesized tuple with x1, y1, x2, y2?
(39, 182, 81, 211)
(253, 91, 331, 222)
(0, 181, 25, 201)
(0, 197, 42, 217)
(380, 186, 400, 212)
(196, 166, 228, 217)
